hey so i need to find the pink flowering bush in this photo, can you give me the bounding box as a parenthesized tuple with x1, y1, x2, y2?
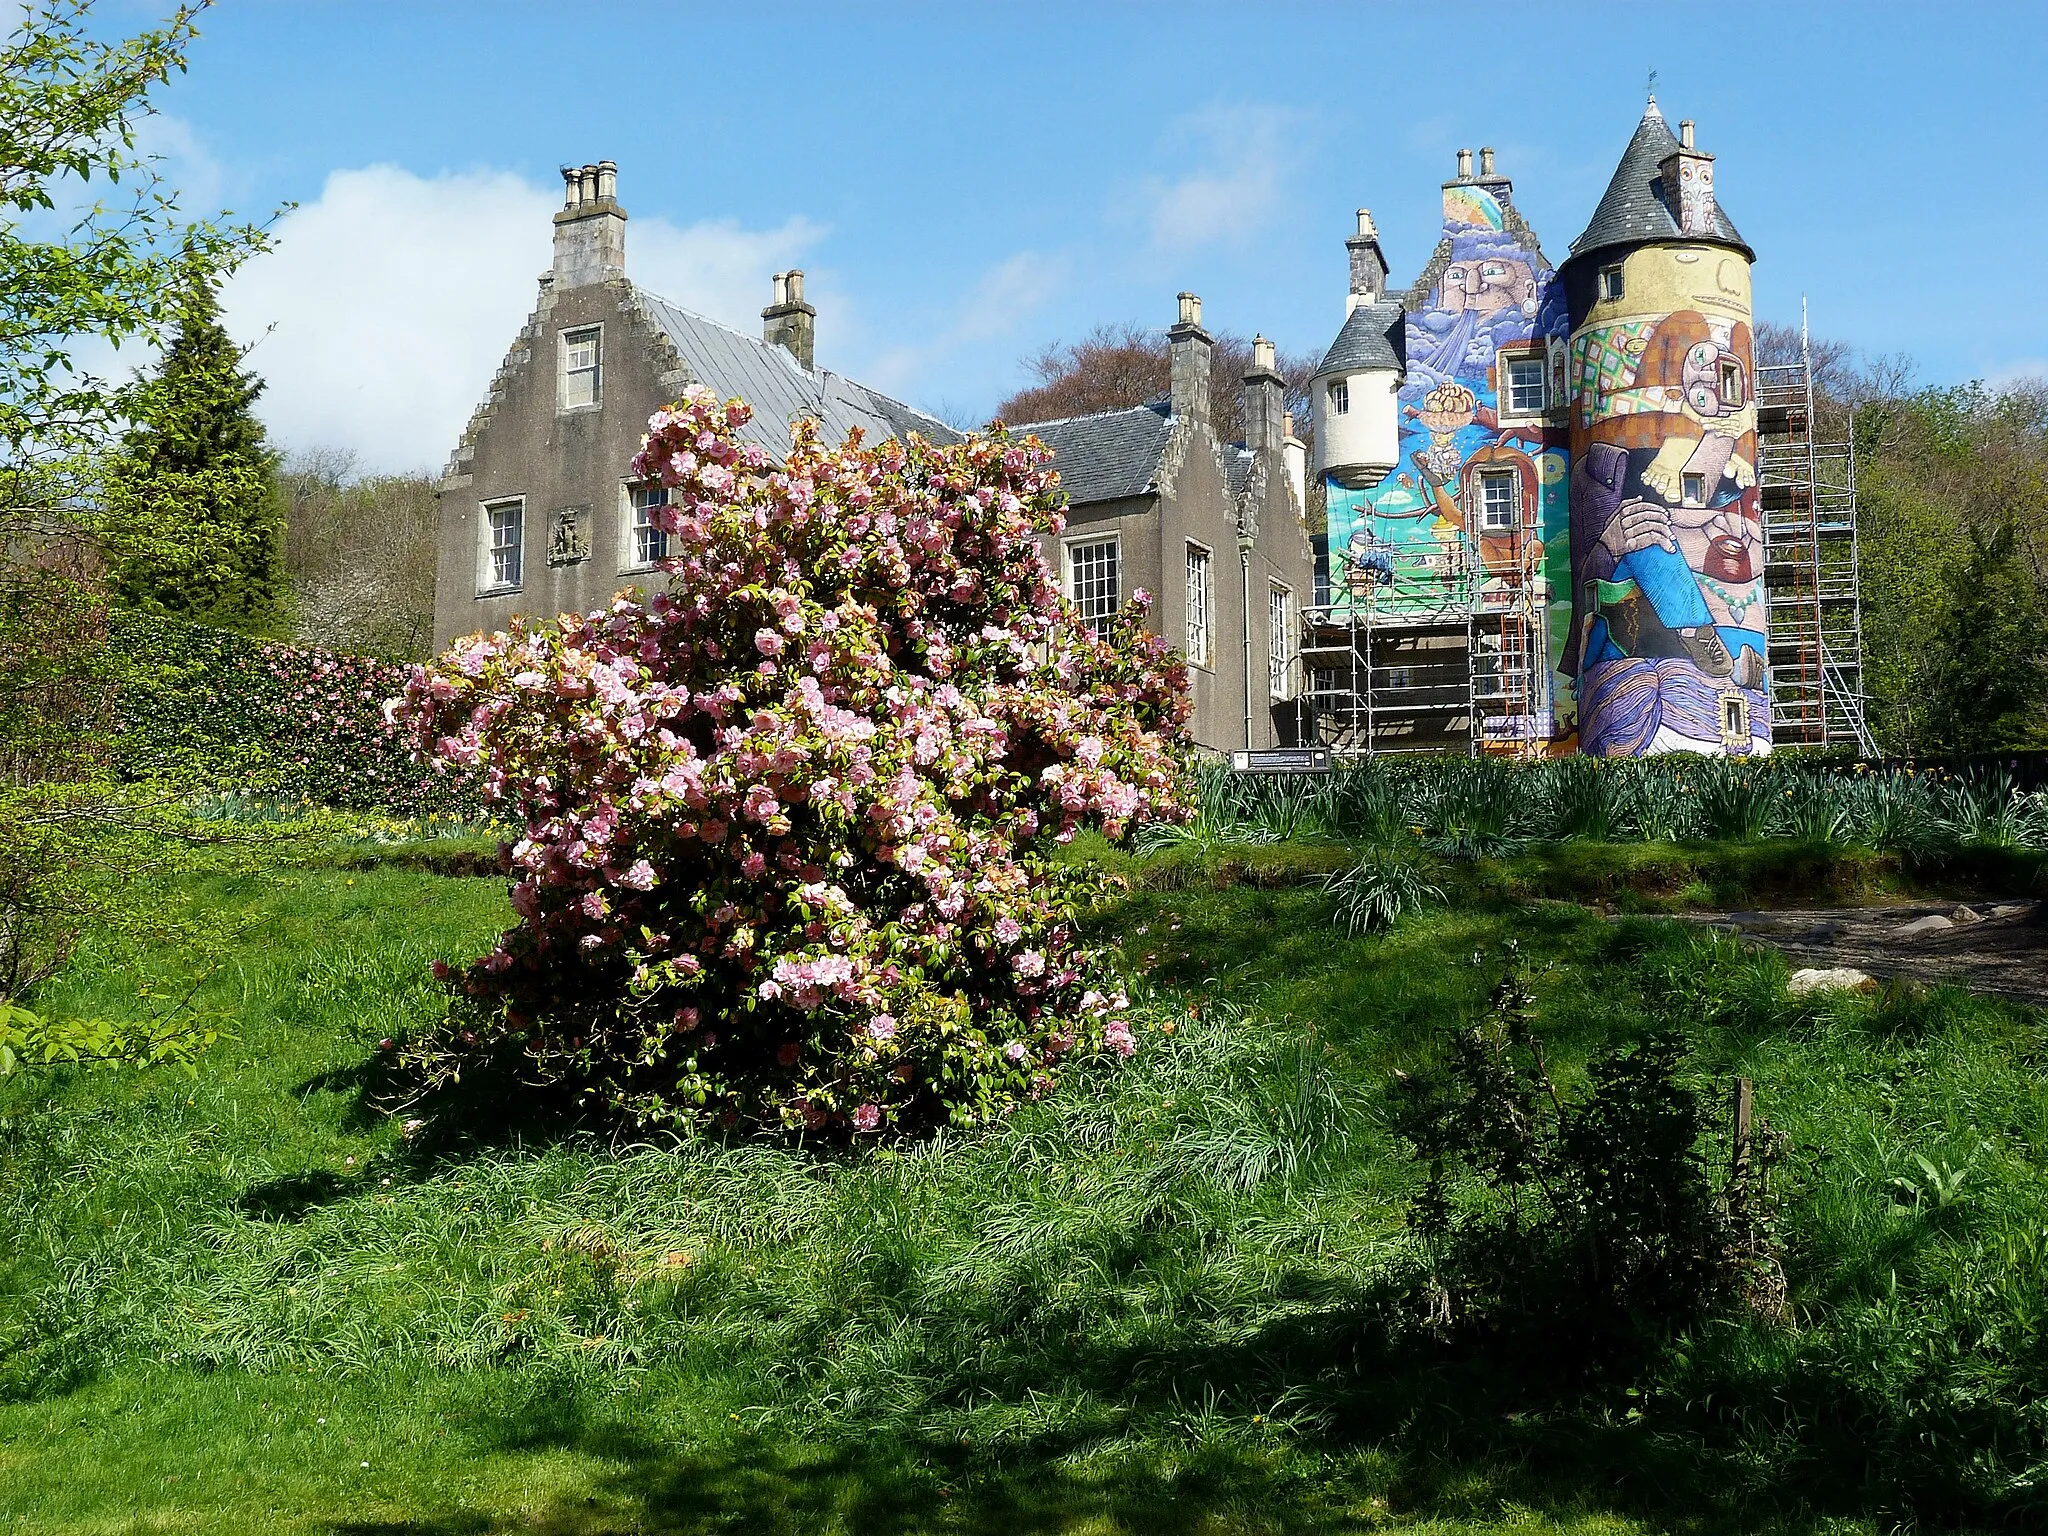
(401, 389, 1190, 1135)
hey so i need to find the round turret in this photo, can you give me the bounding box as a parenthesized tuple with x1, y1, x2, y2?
(1561, 103, 1766, 758)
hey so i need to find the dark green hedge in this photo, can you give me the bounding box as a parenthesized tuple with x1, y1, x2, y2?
(113, 614, 478, 816)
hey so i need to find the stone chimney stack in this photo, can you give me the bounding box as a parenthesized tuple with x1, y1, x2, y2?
(1168, 291, 1212, 428)
(552, 160, 626, 289)
(762, 268, 817, 370)
(1345, 207, 1390, 314)
(1658, 123, 1718, 237)
(1242, 334, 1285, 453)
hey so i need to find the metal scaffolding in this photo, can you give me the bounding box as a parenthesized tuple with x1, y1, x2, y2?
(1298, 496, 1545, 758)
(1756, 310, 1875, 752)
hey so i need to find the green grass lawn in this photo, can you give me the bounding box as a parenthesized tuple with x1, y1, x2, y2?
(3, 847, 2046, 1532)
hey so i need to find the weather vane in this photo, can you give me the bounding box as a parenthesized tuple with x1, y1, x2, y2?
(1647, 67, 1659, 102)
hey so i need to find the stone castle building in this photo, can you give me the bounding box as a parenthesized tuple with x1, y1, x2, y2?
(435, 163, 1313, 753)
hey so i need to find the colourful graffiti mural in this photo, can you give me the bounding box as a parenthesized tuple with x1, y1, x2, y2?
(1564, 240, 1767, 756)
(1322, 175, 1574, 740)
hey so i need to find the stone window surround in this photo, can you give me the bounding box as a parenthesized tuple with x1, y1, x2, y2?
(479, 496, 525, 595)
(620, 480, 669, 573)
(1184, 539, 1213, 670)
(1498, 348, 1549, 420)
(1478, 468, 1519, 532)
(559, 323, 602, 412)
(1064, 533, 1121, 640)
(1267, 580, 1296, 701)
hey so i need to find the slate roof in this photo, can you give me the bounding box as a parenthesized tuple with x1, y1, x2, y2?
(1009, 401, 1176, 507)
(1224, 445, 1254, 499)
(1567, 102, 1752, 267)
(1313, 300, 1406, 379)
(632, 289, 957, 459)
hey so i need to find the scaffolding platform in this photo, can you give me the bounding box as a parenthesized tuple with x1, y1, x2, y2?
(1298, 520, 1545, 759)
(1756, 314, 1874, 753)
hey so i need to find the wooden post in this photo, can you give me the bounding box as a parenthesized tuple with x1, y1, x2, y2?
(1731, 1077, 1754, 1179)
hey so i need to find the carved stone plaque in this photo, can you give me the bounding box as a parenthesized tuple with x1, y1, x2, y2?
(547, 505, 589, 566)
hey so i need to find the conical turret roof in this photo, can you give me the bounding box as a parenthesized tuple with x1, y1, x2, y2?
(1313, 299, 1406, 380)
(1567, 100, 1751, 268)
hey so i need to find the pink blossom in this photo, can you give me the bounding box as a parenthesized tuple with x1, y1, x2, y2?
(852, 1103, 882, 1132)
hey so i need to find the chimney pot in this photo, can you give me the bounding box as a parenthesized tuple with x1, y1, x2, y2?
(1355, 207, 1375, 238)
(763, 267, 817, 370)
(1479, 146, 1495, 176)
(1252, 335, 1276, 373)
(1168, 292, 1212, 428)
(551, 156, 628, 287)
(1456, 147, 1473, 179)
(1679, 119, 1695, 149)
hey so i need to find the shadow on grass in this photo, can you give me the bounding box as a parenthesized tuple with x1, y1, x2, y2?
(316, 1332, 1995, 1536)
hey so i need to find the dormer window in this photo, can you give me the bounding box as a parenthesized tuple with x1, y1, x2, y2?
(1328, 378, 1350, 415)
(560, 325, 601, 409)
(1599, 265, 1625, 302)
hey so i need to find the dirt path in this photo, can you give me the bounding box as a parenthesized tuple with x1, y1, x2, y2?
(1677, 900, 2048, 1006)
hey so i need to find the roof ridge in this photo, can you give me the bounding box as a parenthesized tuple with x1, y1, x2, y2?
(1003, 400, 1172, 432)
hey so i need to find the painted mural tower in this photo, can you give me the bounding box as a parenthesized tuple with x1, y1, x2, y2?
(1561, 102, 1767, 756)
(1313, 149, 1575, 747)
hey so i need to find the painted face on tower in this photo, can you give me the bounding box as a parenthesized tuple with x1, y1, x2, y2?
(1440, 256, 1534, 317)
(1680, 339, 1743, 417)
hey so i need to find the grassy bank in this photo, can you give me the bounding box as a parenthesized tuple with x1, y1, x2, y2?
(2, 855, 2046, 1531)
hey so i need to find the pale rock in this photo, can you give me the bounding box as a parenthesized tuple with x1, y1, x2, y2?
(1895, 915, 1955, 939)
(1952, 905, 1984, 925)
(1788, 966, 1874, 997)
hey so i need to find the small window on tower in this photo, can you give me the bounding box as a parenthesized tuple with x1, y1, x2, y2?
(1682, 472, 1707, 506)
(1600, 265, 1625, 302)
(1719, 358, 1743, 406)
(1328, 378, 1350, 415)
(1722, 694, 1748, 743)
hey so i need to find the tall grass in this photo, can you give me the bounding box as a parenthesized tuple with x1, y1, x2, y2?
(1174, 756, 2048, 858)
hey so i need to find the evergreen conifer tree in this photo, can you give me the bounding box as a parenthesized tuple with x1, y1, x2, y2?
(107, 264, 288, 634)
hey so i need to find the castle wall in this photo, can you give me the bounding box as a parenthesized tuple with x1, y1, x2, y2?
(1563, 242, 1768, 756)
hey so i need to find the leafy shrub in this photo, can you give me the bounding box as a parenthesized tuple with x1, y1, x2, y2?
(1321, 843, 1442, 934)
(401, 391, 1190, 1137)
(113, 613, 475, 815)
(1392, 949, 1785, 1376)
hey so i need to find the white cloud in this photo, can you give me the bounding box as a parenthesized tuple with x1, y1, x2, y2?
(856, 250, 1068, 407)
(222, 164, 820, 473)
(1138, 105, 1301, 252)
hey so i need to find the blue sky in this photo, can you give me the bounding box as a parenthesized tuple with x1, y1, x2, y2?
(126, 0, 2048, 471)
